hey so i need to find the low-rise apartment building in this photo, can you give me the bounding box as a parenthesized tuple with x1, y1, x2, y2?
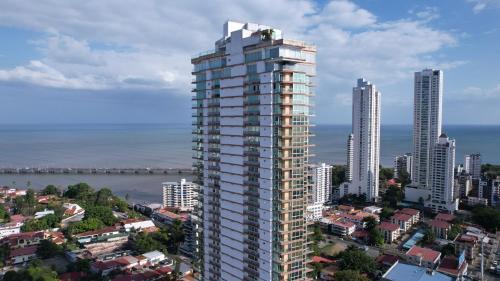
(428, 219, 451, 240)
(405, 245, 441, 268)
(378, 222, 400, 243)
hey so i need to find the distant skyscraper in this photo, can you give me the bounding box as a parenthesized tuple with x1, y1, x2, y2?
(426, 134, 458, 213)
(411, 69, 443, 190)
(346, 134, 354, 182)
(464, 153, 481, 180)
(394, 153, 413, 179)
(162, 179, 197, 211)
(192, 21, 315, 280)
(312, 163, 332, 204)
(341, 79, 380, 202)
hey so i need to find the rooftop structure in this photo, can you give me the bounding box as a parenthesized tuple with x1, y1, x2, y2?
(382, 261, 455, 281)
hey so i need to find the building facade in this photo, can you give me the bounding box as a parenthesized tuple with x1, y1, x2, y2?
(312, 163, 332, 204)
(346, 134, 354, 182)
(162, 179, 197, 211)
(394, 153, 412, 180)
(426, 134, 458, 213)
(192, 21, 315, 281)
(464, 153, 481, 180)
(342, 79, 380, 202)
(411, 69, 443, 190)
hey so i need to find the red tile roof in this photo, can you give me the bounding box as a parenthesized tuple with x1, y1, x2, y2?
(59, 272, 87, 281)
(437, 255, 467, 277)
(378, 222, 400, 232)
(406, 246, 441, 262)
(352, 229, 369, 238)
(391, 213, 412, 222)
(332, 220, 356, 228)
(435, 213, 455, 222)
(399, 208, 419, 216)
(74, 226, 119, 237)
(376, 254, 400, 266)
(429, 219, 451, 229)
(9, 245, 38, 258)
(312, 256, 336, 264)
(9, 215, 26, 223)
(456, 234, 477, 243)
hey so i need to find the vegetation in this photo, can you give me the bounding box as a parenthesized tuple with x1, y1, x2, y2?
(66, 258, 91, 273)
(84, 205, 118, 226)
(311, 223, 324, 255)
(133, 222, 185, 254)
(381, 186, 404, 208)
(0, 244, 10, 266)
(0, 204, 10, 222)
(338, 245, 376, 274)
(3, 261, 58, 281)
(66, 217, 105, 235)
(397, 170, 411, 188)
(14, 189, 37, 216)
(363, 217, 384, 246)
(448, 224, 462, 240)
(331, 165, 347, 186)
(419, 228, 436, 246)
(482, 164, 500, 180)
(21, 214, 60, 232)
(339, 194, 367, 206)
(40, 185, 60, 196)
(441, 243, 455, 256)
(379, 167, 395, 184)
(379, 207, 394, 221)
(37, 240, 63, 259)
(334, 270, 370, 281)
(471, 206, 500, 232)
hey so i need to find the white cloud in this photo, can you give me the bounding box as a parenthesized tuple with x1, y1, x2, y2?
(0, 0, 462, 101)
(466, 0, 500, 13)
(452, 85, 500, 100)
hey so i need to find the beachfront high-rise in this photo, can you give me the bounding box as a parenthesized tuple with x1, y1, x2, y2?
(426, 134, 459, 213)
(312, 163, 332, 204)
(162, 179, 197, 211)
(340, 79, 380, 202)
(411, 69, 443, 189)
(394, 153, 413, 179)
(464, 153, 481, 180)
(346, 134, 354, 182)
(192, 21, 315, 281)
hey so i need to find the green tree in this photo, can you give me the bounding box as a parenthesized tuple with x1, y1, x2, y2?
(471, 206, 500, 232)
(0, 204, 10, 222)
(441, 243, 455, 256)
(3, 264, 58, 281)
(382, 186, 404, 208)
(398, 170, 411, 188)
(66, 259, 91, 273)
(379, 208, 394, 220)
(21, 214, 60, 232)
(66, 218, 105, 235)
(84, 205, 117, 226)
(448, 224, 461, 240)
(338, 245, 376, 274)
(379, 167, 395, 183)
(41, 185, 60, 196)
(64, 183, 94, 201)
(94, 188, 113, 206)
(420, 228, 436, 246)
(363, 216, 377, 231)
(368, 228, 384, 247)
(331, 165, 347, 186)
(334, 270, 370, 281)
(37, 240, 62, 259)
(0, 244, 10, 266)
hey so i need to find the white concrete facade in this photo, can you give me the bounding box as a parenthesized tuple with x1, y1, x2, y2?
(345, 78, 380, 202)
(426, 134, 458, 213)
(162, 179, 197, 211)
(192, 21, 315, 281)
(464, 153, 481, 180)
(394, 153, 412, 179)
(412, 69, 443, 190)
(312, 163, 332, 204)
(346, 134, 354, 182)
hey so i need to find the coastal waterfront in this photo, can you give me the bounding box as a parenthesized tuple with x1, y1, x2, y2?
(1, 123, 499, 202)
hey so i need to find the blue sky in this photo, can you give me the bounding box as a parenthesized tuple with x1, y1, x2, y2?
(0, 0, 499, 125)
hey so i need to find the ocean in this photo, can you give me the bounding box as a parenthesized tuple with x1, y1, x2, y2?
(0, 123, 499, 202)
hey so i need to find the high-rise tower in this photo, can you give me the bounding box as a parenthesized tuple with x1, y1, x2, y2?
(411, 69, 443, 189)
(192, 21, 315, 281)
(346, 134, 354, 182)
(340, 79, 380, 202)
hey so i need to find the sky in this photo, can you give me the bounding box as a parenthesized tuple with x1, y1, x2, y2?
(0, 0, 499, 125)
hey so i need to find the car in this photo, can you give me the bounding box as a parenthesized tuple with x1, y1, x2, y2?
(493, 261, 498, 266)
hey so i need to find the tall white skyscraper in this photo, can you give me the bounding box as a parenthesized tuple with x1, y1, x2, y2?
(192, 21, 315, 281)
(426, 134, 458, 213)
(411, 69, 443, 189)
(346, 134, 354, 182)
(464, 153, 481, 180)
(341, 78, 380, 202)
(312, 163, 332, 204)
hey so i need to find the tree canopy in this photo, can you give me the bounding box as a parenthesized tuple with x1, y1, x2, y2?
(3, 263, 58, 281)
(40, 185, 60, 196)
(471, 206, 500, 232)
(338, 245, 376, 274)
(334, 270, 370, 281)
(21, 214, 60, 232)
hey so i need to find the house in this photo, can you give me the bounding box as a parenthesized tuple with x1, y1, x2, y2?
(338, 212, 379, 229)
(329, 220, 356, 237)
(34, 209, 55, 219)
(140, 250, 165, 265)
(363, 206, 383, 214)
(59, 272, 87, 281)
(382, 261, 455, 281)
(377, 254, 400, 268)
(405, 246, 441, 268)
(0, 231, 44, 248)
(62, 203, 85, 216)
(454, 234, 478, 261)
(8, 245, 38, 264)
(320, 264, 340, 281)
(91, 256, 139, 276)
(0, 220, 23, 239)
(428, 219, 451, 240)
(378, 222, 401, 243)
(151, 209, 196, 258)
(44, 231, 66, 245)
(435, 213, 454, 223)
(120, 218, 157, 232)
(398, 208, 420, 224)
(436, 255, 468, 279)
(74, 226, 127, 245)
(391, 213, 413, 233)
(337, 205, 355, 213)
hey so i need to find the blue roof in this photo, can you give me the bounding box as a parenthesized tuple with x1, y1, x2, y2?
(403, 229, 425, 250)
(383, 263, 456, 281)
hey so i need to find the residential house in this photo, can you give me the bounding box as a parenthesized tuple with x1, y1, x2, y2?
(436, 255, 468, 280)
(120, 218, 157, 232)
(398, 208, 420, 224)
(405, 246, 441, 268)
(428, 219, 451, 240)
(91, 256, 139, 276)
(34, 209, 55, 219)
(435, 213, 455, 223)
(391, 213, 413, 233)
(74, 226, 127, 245)
(378, 222, 401, 243)
(455, 234, 478, 261)
(8, 245, 38, 265)
(329, 220, 356, 237)
(0, 231, 44, 248)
